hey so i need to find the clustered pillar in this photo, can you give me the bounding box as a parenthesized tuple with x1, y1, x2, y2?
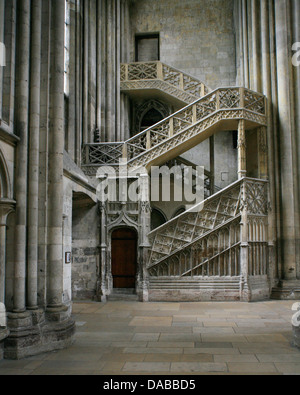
(13, 0, 31, 314)
(236, 0, 300, 290)
(27, 0, 41, 311)
(47, 0, 66, 312)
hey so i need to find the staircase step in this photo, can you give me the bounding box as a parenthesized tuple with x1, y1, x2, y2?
(107, 289, 139, 301)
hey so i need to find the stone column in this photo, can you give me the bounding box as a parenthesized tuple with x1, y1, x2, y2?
(88, 0, 97, 144)
(242, 0, 249, 88)
(116, 0, 121, 142)
(106, 0, 116, 142)
(261, 0, 277, 285)
(292, 0, 300, 280)
(269, 0, 283, 280)
(27, 0, 42, 311)
(96, 0, 102, 138)
(251, 0, 261, 92)
(275, 0, 298, 281)
(0, 201, 15, 304)
(235, 0, 243, 86)
(13, 0, 31, 313)
(238, 120, 247, 179)
(0, 0, 5, 118)
(101, 0, 107, 141)
(82, 0, 89, 144)
(47, 0, 66, 311)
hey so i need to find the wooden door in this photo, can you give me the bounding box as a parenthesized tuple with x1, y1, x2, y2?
(111, 229, 137, 289)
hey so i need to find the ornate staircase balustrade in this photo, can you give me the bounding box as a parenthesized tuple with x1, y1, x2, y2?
(147, 178, 269, 275)
(120, 61, 210, 104)
(82, 87, 267, 176)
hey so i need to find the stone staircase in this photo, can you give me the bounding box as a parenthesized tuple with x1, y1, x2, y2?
(147, 177, 269, 301)
(81, 61, 270, 302)
(107, 288, 139, 302)
(82, 63, 266, 177)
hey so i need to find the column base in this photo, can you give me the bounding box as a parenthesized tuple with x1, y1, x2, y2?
(46, 304, 70, 322)
(271, 280, 300, 300)
(4, 309, 75, 360)
(0, 328, 9, 360)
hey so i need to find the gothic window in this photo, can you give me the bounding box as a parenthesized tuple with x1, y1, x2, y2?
(140, 108, 164, 131)
(133, 99, 171, 136)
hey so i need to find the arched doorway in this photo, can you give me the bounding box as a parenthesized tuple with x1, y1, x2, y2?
(111, 228, 137, 289)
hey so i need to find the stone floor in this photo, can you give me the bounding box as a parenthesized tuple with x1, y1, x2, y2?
(0, 300, 300, 375)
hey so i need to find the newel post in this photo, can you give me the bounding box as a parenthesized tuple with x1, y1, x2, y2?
(240, 180, 251, 301)
(238, 120, 247, 179)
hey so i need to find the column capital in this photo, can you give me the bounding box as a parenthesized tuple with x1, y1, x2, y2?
(0, 199, 16, 220)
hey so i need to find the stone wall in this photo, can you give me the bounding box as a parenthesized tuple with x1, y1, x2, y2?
(72, 204, 99, 300)
(130, 0, 237, 89)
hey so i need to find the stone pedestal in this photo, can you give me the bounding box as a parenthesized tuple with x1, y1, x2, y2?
(4, 310, 75, 360)
(271, 280, 300, 300)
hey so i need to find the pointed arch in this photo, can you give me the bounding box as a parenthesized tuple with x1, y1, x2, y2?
(0, 149, 11, 199)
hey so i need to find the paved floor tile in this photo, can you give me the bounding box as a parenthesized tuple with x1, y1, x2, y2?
(0, 300, 299, 375)
(158, 333, 201, 342)
(193, 327, 235, 334)
(123, 362, 171, 372)
(147, 342, 195, 348)
(227, 363, 278, 373)
(184, 348, 240, 355)
(129, 317, 173, 327)
(214, 354, 258, 363)
(201, 334, 248, 343)
(195, 342, 233, 349)
(144, 354, 182, 362)
(170, 362, 228, 373)
(132, 334, 160, 342)
(274, 363, 300, 374)
(256, 354, 300, 363)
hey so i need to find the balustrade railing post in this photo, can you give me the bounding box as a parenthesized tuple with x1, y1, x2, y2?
(200, 83, 205, 97)
(239, 87, 245, 108)
(169, 118, 174, 138)
(192, 104, 197, 124)
(157, 62, 163, 80)
(146, 130, 151, 150)
(85, 145, 90, 164)
(125, 63, 129, 81)
(238, 120, 247, 179)
(216, 90, 220, 110)
(179, 73, 184, 91)
(122, 143, 128, 160)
